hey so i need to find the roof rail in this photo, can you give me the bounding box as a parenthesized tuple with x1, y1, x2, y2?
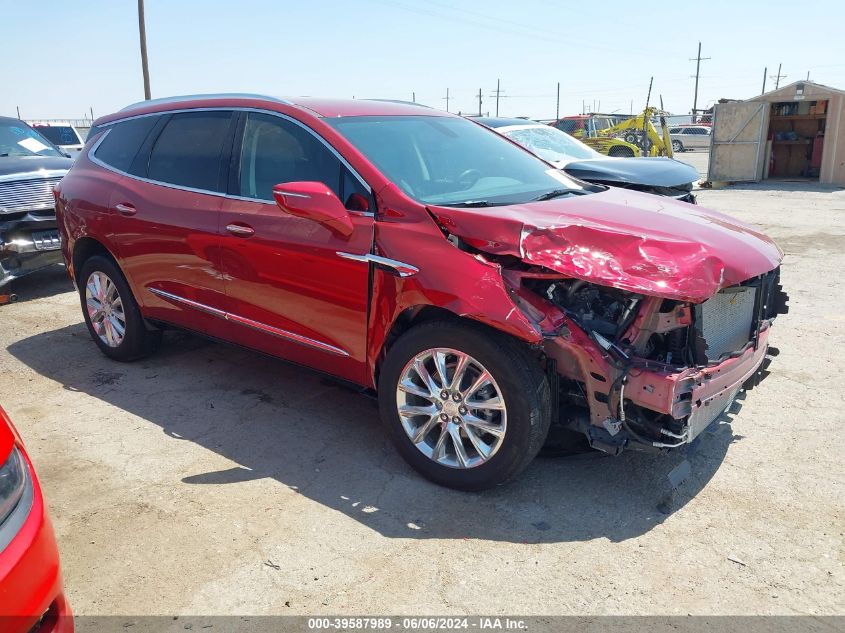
(119, 93, 292, 112)
(362, 99, 431, 109)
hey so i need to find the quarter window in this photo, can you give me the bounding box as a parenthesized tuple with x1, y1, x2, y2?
(92, 117, 158, 173)
(147, 111, 232, 192)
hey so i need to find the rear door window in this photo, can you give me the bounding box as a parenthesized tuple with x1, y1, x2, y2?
(93, 117, 158, 173)
(147, 111, 233, 192)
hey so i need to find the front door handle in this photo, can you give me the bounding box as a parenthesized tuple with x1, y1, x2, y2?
(226, 223, 255, 237)
(114, 203, 137, 216)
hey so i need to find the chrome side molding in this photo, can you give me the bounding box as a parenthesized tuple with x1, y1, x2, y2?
(148, 288, 349, 357)
(336, 252, 419, 277)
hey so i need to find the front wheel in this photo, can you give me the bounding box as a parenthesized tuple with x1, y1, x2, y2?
(79, 256, 161, 361)
(378, 320, 550, 490)
(672, 140, 684, 152)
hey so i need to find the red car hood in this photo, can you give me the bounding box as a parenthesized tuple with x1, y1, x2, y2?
(428, 187, 783, 303)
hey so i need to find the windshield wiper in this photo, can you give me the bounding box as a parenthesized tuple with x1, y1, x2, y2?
(447, 200, 493, 207)
(532, 188, 586, 201)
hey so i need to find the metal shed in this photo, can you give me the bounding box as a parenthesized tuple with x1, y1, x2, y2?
(708, 81, 845, 185)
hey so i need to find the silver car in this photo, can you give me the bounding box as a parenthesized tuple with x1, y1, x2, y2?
(668, 125, 711, 152)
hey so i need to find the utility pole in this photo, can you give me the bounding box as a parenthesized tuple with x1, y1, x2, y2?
(16, 106, 20, 119)
(477, 88, 482, 117)
(494, 79, 501, 116)
(806, 71, 810, 81)
(555, 82, 560, 120)
(412, 92, 416, 103)
(444, 87, 450, 113)
(761, 67, 767, 95)
(137, 0, 151, 100)
(690, 41, 710, 117)
(90, 106, 95, 120)
(770, 63, 786, 90)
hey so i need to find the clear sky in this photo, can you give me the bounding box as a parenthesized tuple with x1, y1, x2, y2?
(2, 0, 844, 121)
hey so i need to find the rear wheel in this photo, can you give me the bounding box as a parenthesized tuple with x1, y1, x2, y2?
(79, 256, 161, 361)
(378, 320, 550, 490)
(672, 140, 684, 152)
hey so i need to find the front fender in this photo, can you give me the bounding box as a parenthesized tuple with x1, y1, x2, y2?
(367, 217, 542, 388)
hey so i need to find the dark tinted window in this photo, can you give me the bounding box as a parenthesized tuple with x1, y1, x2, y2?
(238, 112, 344, 202)
(34, 126, 81, 145)
(148, 111, 232, 192)
(94, 117, 157, 172)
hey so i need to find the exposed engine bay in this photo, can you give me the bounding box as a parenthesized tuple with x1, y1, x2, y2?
(516, 267, 789, 455)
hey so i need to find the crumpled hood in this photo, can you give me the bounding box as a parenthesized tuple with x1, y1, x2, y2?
(560, 156, 699, 188)
(428, 187, 783, 303)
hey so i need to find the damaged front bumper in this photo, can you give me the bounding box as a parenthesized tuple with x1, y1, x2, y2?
(544, 323, 776, 455)
(0, 212, 62, 288)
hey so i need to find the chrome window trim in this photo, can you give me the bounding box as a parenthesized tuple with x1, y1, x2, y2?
(148, 288, 349, 357)
(88, 107, 373, 199)
(336, 252, 419, 277)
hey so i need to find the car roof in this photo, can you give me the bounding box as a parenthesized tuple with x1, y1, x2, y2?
(474, 117, 540, 129)
(96, 93, 450, 127)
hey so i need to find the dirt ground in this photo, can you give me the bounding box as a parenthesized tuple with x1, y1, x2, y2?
(1, 182, 843, 616)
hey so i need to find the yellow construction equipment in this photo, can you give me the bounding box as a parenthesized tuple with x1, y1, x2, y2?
(593, 106, 675, 158)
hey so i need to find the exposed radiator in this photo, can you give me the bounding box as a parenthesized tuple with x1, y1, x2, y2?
(695, 286, 757, 362)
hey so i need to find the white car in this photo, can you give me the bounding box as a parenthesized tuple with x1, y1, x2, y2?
(475, 117, 699, 203)
(667, 125, 712, 152)
(31, 124, 85, 157)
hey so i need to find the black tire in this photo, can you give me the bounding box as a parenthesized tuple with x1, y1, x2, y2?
(78, 255, 161, 361)
(378, 320, 550, 491)
(672, 140, 684, 153)
(609, 146, 635, 158)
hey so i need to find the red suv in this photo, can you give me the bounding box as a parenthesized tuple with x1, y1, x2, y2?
(55, 94, 787, 490)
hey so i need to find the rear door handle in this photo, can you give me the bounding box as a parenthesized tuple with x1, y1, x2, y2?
(226, 223, 255, 237)
(114, 203, 137, 216)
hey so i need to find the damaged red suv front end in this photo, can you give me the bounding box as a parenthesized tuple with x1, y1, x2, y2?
(427, 187, 788, 454)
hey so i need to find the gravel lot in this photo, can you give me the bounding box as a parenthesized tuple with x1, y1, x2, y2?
(1, 182, 843, 616)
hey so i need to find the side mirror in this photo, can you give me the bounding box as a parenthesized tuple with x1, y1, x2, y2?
(272, 182, 354, 238)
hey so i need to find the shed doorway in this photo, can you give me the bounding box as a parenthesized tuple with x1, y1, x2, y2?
(766, 99, 827, 180)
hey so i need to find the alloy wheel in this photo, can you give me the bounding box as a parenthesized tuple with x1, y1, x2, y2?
(396, 348, 507, 469)
(85, 271, 126, 348)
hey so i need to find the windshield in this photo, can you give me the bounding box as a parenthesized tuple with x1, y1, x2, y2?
(34, 125, 81, 146)
(501, 125, 600, 163)
(0, 120, 63, 157)
(325, 115, 584, 207)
